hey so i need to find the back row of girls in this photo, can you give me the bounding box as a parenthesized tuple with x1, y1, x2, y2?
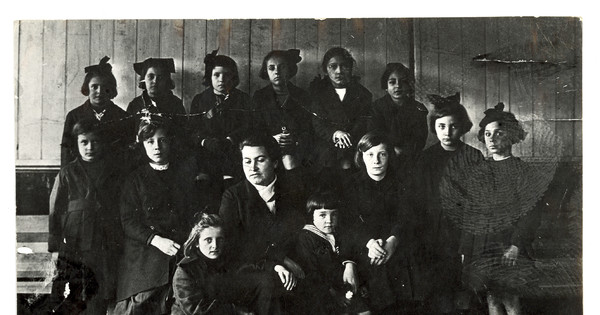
(49, 46, 546, 315)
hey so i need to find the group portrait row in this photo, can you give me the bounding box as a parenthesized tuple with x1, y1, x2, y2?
(46, 46, 551, 315)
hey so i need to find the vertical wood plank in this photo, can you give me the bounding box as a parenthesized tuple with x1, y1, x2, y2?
(555, 17, 578, 158)
(484, 18, 511, 110)
(250, 19, 272, 96)
(317, 19, 342, 63)
(41, 20, 67, 161)
(342, 19, 365, 87)
(414, 18, 440, 105)
(207, 19, 231, 55)
(272, 19, 296, 50)
(230, 19, 251, 95)
(14, 21, 20, 161)
(113, 19, 137, 110)
(90, 20, 114, 64)
(437, 18, 462, 96)
(65, 20, 90, 114)
(386, 18, 411, 67)
(136, 20, 161, 96)
(160, 19, 185, 102)
(182, 20, 206, 110)
(295, 19, 319, 89)
(573, 18, 582, 157)
(364, 19, 386, 99)
(507, 17, 534, 157)
(17, 20, 44, 160)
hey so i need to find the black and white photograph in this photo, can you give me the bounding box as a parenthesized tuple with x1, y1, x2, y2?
(11, 11, 585, 315)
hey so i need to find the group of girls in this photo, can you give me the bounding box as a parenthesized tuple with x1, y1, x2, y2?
(47, 45, 545, 315)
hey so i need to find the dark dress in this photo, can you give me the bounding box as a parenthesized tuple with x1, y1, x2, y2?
(189, 88, 252, 178)
(309, 77, 372, 168)
(218, 174, 307, 271)
(171, 243, 281, 315)
(115, 160, 200, 314)
(252, 83, 314, 163)
(292, 225, 369, 315)
(343, 169, 416, 309)
(413, 142, 485, 304)
(61, 100, 130, 166)
(368, 94, 429, 156)
(48, 157, 124, 314)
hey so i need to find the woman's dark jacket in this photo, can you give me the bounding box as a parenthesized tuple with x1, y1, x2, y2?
(116, 160, 200, 301)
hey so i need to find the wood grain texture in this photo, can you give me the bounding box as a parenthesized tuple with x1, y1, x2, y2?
(231, 19, 251, 95)
(113, 19, 137, 110)
(182, 19, 206, 111)
(364, 19, 386, 99)
(250, 19, 272, 95)
(160, 20, 185, 102)
(295, 19, 318, 89)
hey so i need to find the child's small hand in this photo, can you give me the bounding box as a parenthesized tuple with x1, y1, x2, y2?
(274, 265, 297, 291)
(342, 262, 358, 293)
(150, 235, 180, 256)
(502, 245, 519, 266)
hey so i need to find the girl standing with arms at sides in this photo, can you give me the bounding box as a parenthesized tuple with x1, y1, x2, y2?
(49, 119, 124, 314)
(309, 47, 373, 171)
(368, 63, 428, 161)
(414, 92, 484, 314)
(252, 49, 314, 171)
(343, 132, 418, 314)
(113, 118, 200, 315)
(189, 50, 252, 182)
(172, 213, 283, 315)
(293, 190, 371, 315)
(61, 56, 129, 166)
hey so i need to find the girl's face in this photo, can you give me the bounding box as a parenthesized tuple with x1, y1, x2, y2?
(266, 56, 290, 87)
(144, 66, 169, 98)
(362, 143, 389, 180)
(198, 226, 225, 260)
(88, 76, 112, 107)
(313, 208, 338, 234)
(326, 56, 352, 88)
(435, 115, 462, 150)
(386, 71, 412, 104)
(77, 132, 103, 162)
(484, 121, 513, 159)
(212, 66, 233, 94)
(143, 128, 171, 165)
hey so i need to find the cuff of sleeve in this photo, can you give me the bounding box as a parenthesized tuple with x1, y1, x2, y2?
(342, 260, 356, 266)
(146, 233, 157, 246)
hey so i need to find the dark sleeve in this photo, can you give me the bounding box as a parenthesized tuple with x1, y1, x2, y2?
(368, 101, 386, 134)
(172, 266, 215, 315)
(48, 172, 66, 252)
(348, 92, 373, 141)
(218, 188, 243, 256)
(295, 234, 335, 290)
(310, 92, 339, 143)
(120, 176, 156, 245)
(61, 112, 76, 166)
(228, 94, 253, 144)
(412, 109, 429, 152)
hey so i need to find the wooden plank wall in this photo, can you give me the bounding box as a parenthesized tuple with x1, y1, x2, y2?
(14, 18, 581, 166)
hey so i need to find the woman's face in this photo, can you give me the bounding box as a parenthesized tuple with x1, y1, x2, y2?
(484, 121, 513, 158)
(326, 56, 352, 88)
(88, 76, 112, 107)
(212, 66, 233, 94)
(241, 145, 278, 186)
(143, 128, 171, 165)
(144, 66, 169, 98)
(266, 56, 290, 87)
(435, 115, 462, 151)
(198, 226, 225, 260)
(386, 71, 412, 104)
(362, 143, 389, 180)
(313, 208, 338, 235)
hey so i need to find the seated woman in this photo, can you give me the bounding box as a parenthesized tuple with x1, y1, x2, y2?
(252, 49, 314, 170)
(172, 213, 282, 315)
(343, 132, 418, 313)
(293, 190, 371, 315)
(309, 47, 373, 171)
(60, 56, 129, 166)
(368, 62, 428, 170)
(189, 50, 253, 182)
(114, 117, 200, 315)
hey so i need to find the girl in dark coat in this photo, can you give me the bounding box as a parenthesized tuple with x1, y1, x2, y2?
(309, 47, 373, 170)
(49, 119, 124, 314)
(113, 118, 200, 315)
(189, 51, 252, 181)
(293, 190, 371, 315)
(343, 132, 418, 313)
(171, 213, 282, 315)
(368, 63, 428, 166)
(60, 56, 130, 166)
(414, 92, 484, 314)
(252, 49, 314, 170)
